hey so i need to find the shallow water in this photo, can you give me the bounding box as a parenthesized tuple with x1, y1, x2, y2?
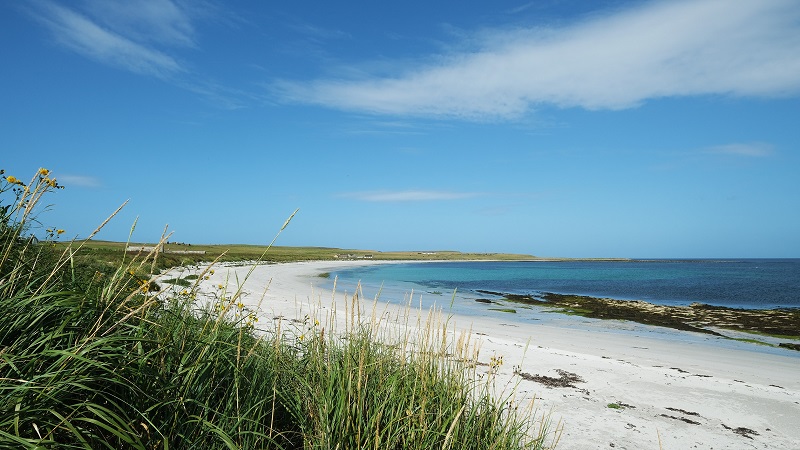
(318, 259, 800, 357)
(325, 259, 800, 309)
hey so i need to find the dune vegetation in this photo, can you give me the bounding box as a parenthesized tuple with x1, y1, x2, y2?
(1, 168, 559, 449)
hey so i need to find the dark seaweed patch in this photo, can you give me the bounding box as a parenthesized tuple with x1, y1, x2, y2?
(660, 414, 701, 425)
(722, 424, 760, 439)
(514, 368, 585, 389)
(487, 291, 800, 338)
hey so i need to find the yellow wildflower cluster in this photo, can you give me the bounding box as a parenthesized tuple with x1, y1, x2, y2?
(3, 167, 63, 190)
(489, 354, 504, 371)
(214, 299, 230, 313)
(293, 315, 323, 345)
(245, 313, 258, 328)
(214, 297, 245, 316)
(5, 175, 24, 186)
(3, 168, 61, 187)
(46, 228, 65, 237)
(136, 279, 152, 292)
(178, 289, 197, 300)
(2, 167, 66, 242)
(37, 168, 62, 189)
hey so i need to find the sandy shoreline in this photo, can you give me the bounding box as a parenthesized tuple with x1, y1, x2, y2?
(163, 260, 800, 449)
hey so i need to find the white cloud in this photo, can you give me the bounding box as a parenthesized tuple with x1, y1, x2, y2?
(58, 174, 102, 188)
(705, 143, 774, 157)
(81, 0, 197, 48)
(276, 0, 800, 119)
(27, 1, 251, 107)
(343, 190, 479, 202)
(33, 1, 184, 77)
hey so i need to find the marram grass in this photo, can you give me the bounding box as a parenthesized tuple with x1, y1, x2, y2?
(1, 167, 559, 449)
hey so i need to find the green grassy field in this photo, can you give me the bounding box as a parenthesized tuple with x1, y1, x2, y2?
(58, 239, 538, 273)
(59, 241, 630, 296)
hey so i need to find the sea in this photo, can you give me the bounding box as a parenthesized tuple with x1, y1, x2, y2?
(318, 259, 800, 355)
(322, 259, 800, 311)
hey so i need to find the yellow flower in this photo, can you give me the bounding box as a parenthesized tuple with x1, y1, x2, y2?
(299, 334, 305, 341)
(38, 168, 50, 177)
(489, 354, 504, 370)
(5, 175, 23, 186)
(56, 229, 65, 235)
(209, 269, 215, 275)
(217, 284, 224, 289)
(237, 302, 244, 310)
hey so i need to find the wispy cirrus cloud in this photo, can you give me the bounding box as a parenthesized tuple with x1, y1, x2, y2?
(26, 0, 251, 107)
(705, 142, 774, 158)
(275, 0, 800, 120)
(30, 0, 187, 78)
(58, 174, 102, 188)
(80, 0, 197, 48)
(342, 190, 480, 202)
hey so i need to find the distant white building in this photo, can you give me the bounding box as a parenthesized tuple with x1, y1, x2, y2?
(125, 244, 204, 255)
(126, 245, 164, 253)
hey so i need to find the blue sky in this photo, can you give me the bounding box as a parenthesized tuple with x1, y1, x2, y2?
(2, 0, 799, 258)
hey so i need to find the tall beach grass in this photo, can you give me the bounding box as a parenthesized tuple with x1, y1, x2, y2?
(1, 167, 559, 449)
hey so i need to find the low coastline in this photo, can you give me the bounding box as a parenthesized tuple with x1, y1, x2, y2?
(165, 259, 800, 450)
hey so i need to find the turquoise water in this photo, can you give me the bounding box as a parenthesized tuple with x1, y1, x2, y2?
(324, 259, 800, 310)
(320, 259, 800, 356)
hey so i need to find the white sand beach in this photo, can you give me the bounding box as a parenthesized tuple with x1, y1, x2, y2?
(163, 260, 800, 450)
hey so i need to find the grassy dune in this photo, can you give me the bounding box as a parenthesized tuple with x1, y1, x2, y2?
(1, 167, 559, 449)
(58, 239, 537, 272)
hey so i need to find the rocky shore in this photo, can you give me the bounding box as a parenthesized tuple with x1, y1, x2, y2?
(476, 290, 800, 345)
